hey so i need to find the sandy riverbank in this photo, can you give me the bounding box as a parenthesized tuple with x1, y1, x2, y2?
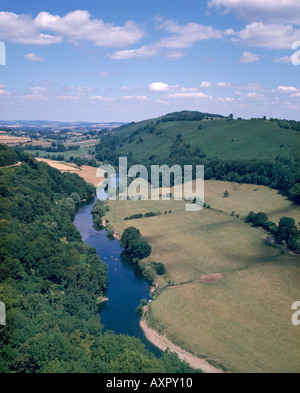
(139, 316, 224, 373)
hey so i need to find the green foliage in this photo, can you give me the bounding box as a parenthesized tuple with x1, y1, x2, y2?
(0, 155, 170, 372)
(106, 228, 114, 239)
(153, 262, 166, 275)
(245, 211, 299, 252)
(0, 144, 19, 166)
(121, 227, 152, 261)
(0, 151, 193, 373)
(91, 199, 107, 229)
(276, 217, 299, 251)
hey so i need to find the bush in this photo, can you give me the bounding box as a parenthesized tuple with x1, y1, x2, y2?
(153, 262, 166, 275)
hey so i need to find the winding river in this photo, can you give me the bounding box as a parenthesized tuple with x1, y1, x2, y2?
(74, 199, 162, 357)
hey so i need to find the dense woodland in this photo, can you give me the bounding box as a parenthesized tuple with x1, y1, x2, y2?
(0, 145, 195, 373)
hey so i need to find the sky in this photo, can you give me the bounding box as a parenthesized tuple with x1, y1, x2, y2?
(0, 0, 300, 122)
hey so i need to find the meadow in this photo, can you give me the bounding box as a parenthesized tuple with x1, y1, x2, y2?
(104, 180, 300, 372)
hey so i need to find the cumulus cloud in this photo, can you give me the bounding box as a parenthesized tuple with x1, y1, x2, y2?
(167, 92, 209, 99)
(149, 82, 170, 92)
(0, 86, 10, 95)
(200, 81, 212, 88)
(0, 10, 144, 47)
(217, 82, 233, 88)
(217, 82, 266, 92)
(28, 86, 48, 94)
(230, 22, 300, 49)
(277, 85, 299, 93)
(238, 51, 260, 63)
(24, 53, 44, 61)
(122, 95, 148, 100)
(110, 18, 222, 59)
(208, 0, 300, 25)
(273, 55, 293, 64)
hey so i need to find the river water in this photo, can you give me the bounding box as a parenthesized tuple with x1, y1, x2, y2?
(74, 200, 162, 357)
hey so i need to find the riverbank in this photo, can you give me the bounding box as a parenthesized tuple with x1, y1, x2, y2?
(139, 313, 224, 373)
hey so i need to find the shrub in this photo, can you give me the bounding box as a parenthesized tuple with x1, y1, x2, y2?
(153, 262, 166, 275)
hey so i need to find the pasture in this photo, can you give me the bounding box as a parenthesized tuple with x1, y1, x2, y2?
(104, 180, 300, 372)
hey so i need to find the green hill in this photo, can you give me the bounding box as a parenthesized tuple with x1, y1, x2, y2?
(94, 111, 300, 203)
(96, 112, 299, 164)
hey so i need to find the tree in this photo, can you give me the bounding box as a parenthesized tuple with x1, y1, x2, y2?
(223, 190, 229, 197)
(120, 227, 141, 249)
(153, 262, 166, 275)
(276, 217, 298, 243)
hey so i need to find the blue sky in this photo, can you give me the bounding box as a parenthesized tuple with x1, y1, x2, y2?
(0, 0, 300, 122)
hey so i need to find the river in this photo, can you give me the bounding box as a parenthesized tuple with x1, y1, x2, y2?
(74, 199, 162, 357)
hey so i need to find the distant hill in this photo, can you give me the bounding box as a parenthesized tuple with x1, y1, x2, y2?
(94, 111, 300, 203)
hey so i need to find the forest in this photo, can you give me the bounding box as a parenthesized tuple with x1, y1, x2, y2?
(0, 144, 195, 373)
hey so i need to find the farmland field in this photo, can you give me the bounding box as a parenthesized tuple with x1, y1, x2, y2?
(35, 157, 105, 186)
(104, 180, 300, 372)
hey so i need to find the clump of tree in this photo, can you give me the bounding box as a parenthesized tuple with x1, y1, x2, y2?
(135, 299, 148, 316)
(124, 213, 144, 220)
(245, 211, 299, 252)
(91, 199, 109, 230)
(120, 227, 152, 261)
(152, 262, 166, 275)
(0, 144, 19, 166)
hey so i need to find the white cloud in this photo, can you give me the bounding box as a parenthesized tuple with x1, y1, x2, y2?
(273, 55, 292, 63)
(90, 96, 115, 102)
(28, 86, 48, 94)
(110, 18, 222, 59)
(247, 92, 264, 98)
(122, 95, 148, 100)
(230, 22, 300, 49)
(215, 97, 234, 102)
(56, 95, 81, 101)
(208, 0, 300, 25)
(217, 82, 233, 88)
(291, 92, 300, 97)
(0, 12, 62, 45)
(167, 92, 209, 99)
(238, 51, 260, 63)
(217, 82, 266, 92)
(35, 10, 144, 47)
(24, 53, 44, 61)
(109, 45, 159, 59)
(277, 85, 299, 93)
(149, 82, 170, 92)
(0, 10, 144, 47)
(0, 88, 10, 95)
(200, 81, 212, 88)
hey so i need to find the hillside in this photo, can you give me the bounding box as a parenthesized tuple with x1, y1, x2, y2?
(94, 111, 300, 203)
(95, 112, 299, 164)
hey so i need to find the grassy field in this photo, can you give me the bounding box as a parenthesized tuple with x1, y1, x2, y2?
(0, 135, 31, 145)
(148, 258, 300, 373)
(25, 144, 95, 160)
(104, 180, 300, 372)
(189, 180, 300, 224)
(98, 118, 300, 163)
